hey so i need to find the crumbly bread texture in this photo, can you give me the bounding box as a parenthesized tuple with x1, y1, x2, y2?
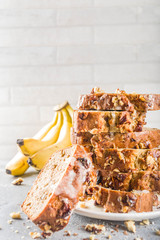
(71, 128, 160, 149)
(78, 88, 160, 112)
(91, 186, 154, 213)
(89, 147, 160, 172)
(73, 110, 146, 134)
(96, 170, 160, 192)
(22, 145, 92, 234)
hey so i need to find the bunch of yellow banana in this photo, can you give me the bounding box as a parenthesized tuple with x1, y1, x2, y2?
(5, 102, 73, 176)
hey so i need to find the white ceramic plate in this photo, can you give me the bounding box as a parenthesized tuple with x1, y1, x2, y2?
(75, 199, 160, 221)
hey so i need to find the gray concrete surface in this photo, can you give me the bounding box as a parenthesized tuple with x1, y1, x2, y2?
(1, 164, 160, 240)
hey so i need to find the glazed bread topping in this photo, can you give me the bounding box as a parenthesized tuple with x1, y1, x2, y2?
(22, 145, 93, 234)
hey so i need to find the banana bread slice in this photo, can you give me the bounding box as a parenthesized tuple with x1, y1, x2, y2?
(71, 128, 160, 149)
(91, 148, 160, 172)
(78, 87, 160, 112)
(73, 110, 146, 134)
(97, 170, 160, 192)
(91, 186, 155, 213)
(22, 145, 93, 234)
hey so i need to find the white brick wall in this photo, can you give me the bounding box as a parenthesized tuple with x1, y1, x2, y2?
(0, 0, 159, 162)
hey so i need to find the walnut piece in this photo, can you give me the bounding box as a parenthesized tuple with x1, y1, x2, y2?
(43, 224, 51, 231)
(91, 87, 104, 94)
(10, 212, 21, 219)
(156, 229, 160, 235)
(85, 224, 105, 234)
(107, 235, 112, 239)
(124, 220, 136, 233)
(12, 177, 23, 185)
(89, 235, 95, 240)
(73, 233, 78, 236)
(29, 232, 41, 239)
(7, 220, 13, 224)
(142, 219, 150, 225)
(123, 206, 129, 213)
(80, 203, 88, 208)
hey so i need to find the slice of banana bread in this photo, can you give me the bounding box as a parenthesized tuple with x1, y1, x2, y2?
(90, 148, 160, 172)
(96, 170, 160, 192)
(91, 186, 155, 213)
(71, 128, 160, 149)
(78, 87, 160, 112)
(73, 110, 146, 134)
(22, 145, 92, 234)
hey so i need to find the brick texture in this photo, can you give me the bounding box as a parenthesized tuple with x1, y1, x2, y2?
(0, 0, 159, 162)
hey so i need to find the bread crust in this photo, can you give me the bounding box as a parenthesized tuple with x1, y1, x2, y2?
(89, 148, 160, 172)
(22, 145, 92, 233)
(91, 186, 154, 213)
(71, 128, 160, 149)
(73, 110, 146, 134)
(78, 89, 160, 112)
(97, 170, 160, 192)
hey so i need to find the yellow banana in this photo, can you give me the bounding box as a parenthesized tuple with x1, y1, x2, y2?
(5, 152, 29, 176)
(17, 111, 63, 156)
(28, 108, 72, 170)
(66, 103, 73, 120)
(33, 111, 58, 139)
(5, 111, 58, 176)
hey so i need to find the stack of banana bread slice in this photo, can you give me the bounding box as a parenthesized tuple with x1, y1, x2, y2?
(72, 87, 160, 213)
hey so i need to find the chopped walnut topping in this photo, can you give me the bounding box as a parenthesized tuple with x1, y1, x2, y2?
(115, 89, 121, 94)
(43, 224, 51, 231)
(79, 196, 85, 201)
(113, 168, 120, 172)
(146, 155, 154, 165)
(124, 220, 136, 233)
(112, 97, 118, 107)
(12, 177, 23, 185)
(139, 95, 146, 102)
(139, 143, 145, 148)
(29, 232, 41, 239)
(85, 224, 105, 234)
(91, 87, 104, 94)
(112, 96, 117, 103)
(10, 212, 21, 219)
(119, 100, 124, 106)
(123, 206, 129, 213)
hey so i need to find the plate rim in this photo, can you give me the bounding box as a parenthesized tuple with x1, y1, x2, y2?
(75, 201, 160, 221)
